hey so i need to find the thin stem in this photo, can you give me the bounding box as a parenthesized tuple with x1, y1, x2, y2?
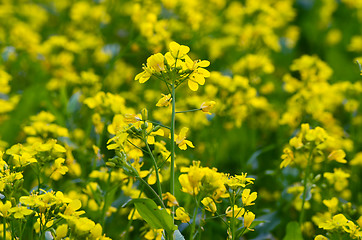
(136, 176, 166, 209)
(299, 146, 314, 226)
(127, 139, 148, 154)
(175, 108, 202, 114)
(170, 83, 176, 222)
(124, 187, 144, 240)
(147, 120, 171, 130)
(231, 191, 236, 240)
(158, 154, 171, 169)
(145, 139, 163, 201)
(3, 217, 6, 240)
(101, 169, 113, 229)
(189, 205, 198, 239)
(213, 211, 229, 227)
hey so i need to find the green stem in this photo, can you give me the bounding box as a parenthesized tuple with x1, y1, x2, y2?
(175, 108, 201, 114)
(189, 193, 202, 239)
(189, 206, 198, 239)
(124, 187, 144, 240)
(36, 163, 41, 191)
(170, 83, 176, 222)
(136, 176, 166, 209)
(147, 120, 171, 130)
(231, 191, 236, 240)
(145, 140, 163, 201)
(3, 217, 6, 240)
(299, 146, 314, 226)
(101, 170, 112, 229)
(214, 211, 229, 227)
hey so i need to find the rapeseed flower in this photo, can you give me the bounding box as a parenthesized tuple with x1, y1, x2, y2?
(225, 205, 244, 218)
(174, 207, 190, 223)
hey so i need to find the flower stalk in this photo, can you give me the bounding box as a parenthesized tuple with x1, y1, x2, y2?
(299, 146, 314, 226)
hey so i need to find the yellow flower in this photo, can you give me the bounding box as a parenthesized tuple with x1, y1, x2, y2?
(328, 149, 347, 164)
(63, 199, 85, 217)
(314, 235, 328, 240)
(201, 197, 217, 213)
(156, 94, 172, 107)
(187, 66, 210, 91)
(124, 113, 141, 123)
(244, 211, 255, 230)
(242, 189, 257, 206)
(225, 205, 244, 218)
(0, 201, 12, 218)
(162, 192, 179, 207)
(179, 161, 204, 195)
(134, 70, 152, 83)
(147, 53, 165, 72)
(323, 197, 338, 213)
(169, 41, 190, 59)
(144, 229, 163, 240)
(174, 207, 190, 223)
(50, 158, 69, 180)
(280, 147, 294, 168)
(318, 213, 349, 230)
(55, 224, 68, 240)
(9, 205, 33, 219)
(324, 168, 350, 192)
(200, 101, 216, 115)
(173, 127, 194, 150)
(147, 170, 163, 185)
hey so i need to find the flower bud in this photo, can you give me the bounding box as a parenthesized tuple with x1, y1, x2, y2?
(141, 108, 148, 121)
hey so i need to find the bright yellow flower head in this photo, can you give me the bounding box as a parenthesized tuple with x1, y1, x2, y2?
(174, 207, 190, 223)
(280, 147, 294, 168)
(225, 205, 244, 218)
(242, 189, 257, 206)
(201, 197, 217, 213)
(200, 101, 216, 115)
(173, 127, 194, 150)
(147, 53, 165, 72)
(169, 41, 190, 59)
(0, 201, 12, 218)
(156, 94, 172, 107)
(9, 205, 33, 219)
(162, 192, 179, 207)
(244, 211, 256, 230)
(328, 149, 347, 164)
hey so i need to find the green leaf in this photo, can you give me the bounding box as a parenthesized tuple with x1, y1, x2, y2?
(283, 221, 303, 240)
(130, 198, 177, 234)
(173, 230, 185, 240)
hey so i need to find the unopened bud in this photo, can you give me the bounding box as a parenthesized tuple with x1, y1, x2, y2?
(106, 162, 116, 168)
(141, 122, 148, 130)
(153, 125, 161, 132)
(141, 108, 148, 121)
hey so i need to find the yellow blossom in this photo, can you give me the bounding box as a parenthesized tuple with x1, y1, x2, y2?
(0, 201, 12, 218)
(280, 147, 294, 168)
(244, 211, 256, 230)
(172, 127, 194, 150)
(242, 189, 257, 206)
(225, 205, 244, 218)
(200, 101, 216, 115)
(174, 207, 190, 223)
(201, 197, 217, 213)
(314, 235, 328, 240)
(328, 149, 347, 163)
(323, 197, 339, 213)
(9, 205, 33, 219)
(162, 192, 179, 207)
(156, 94, 172, 107)
(169, 41, 190, 59)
